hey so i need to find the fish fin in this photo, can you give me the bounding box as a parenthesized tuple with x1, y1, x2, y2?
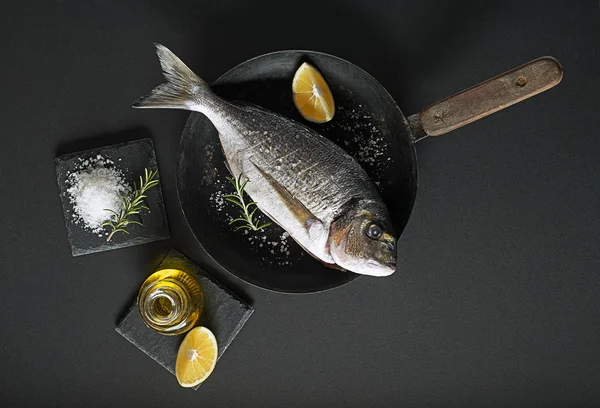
(318, 260, 346, 271)
(132, 44, 210, 109)
(288, 231, 343, 270)
(261, 207, 340, 269)
(222, 149, 232, 175)
(252, 162, 318, 228)
(224, 161, 232, 175)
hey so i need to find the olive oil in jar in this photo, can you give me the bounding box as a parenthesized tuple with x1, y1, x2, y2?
(137, 269, 203, 336)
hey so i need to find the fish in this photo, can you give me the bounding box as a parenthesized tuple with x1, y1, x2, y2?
(133, 44, 397, 277)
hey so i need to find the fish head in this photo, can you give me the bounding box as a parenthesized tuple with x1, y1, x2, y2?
(328, 201, 397, 277)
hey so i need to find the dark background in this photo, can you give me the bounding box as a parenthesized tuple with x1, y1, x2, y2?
(1, 1, 599, 407)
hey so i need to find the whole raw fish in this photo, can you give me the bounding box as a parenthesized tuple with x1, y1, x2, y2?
(134, 45, 397, 276)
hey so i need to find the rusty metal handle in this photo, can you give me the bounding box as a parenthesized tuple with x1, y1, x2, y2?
(416, 57, 563, 137)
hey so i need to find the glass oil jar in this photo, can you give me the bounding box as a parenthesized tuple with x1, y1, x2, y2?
(137, 269, 204, 336)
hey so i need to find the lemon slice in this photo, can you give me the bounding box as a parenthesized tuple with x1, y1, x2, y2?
(292, 62, 335, 123)
(175, 326, 218, 387)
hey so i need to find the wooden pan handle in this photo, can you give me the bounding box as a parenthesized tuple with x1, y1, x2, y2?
(418, 57, 563, 137)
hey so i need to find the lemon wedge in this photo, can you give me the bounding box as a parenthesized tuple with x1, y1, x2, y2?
(175, 326, 218, 387)
(292, 62, 335, 123)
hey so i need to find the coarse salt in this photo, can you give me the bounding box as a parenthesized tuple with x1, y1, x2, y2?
(66, 155, 130, 234)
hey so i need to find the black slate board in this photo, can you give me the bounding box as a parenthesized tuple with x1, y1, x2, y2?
(56, 138, 170, 256)
(115, 249, 254, 390)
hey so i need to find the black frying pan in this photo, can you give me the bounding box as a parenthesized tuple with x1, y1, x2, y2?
(177, 51, 562, 293)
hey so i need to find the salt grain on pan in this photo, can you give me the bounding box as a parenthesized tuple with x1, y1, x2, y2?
(324, 104, 392, 185)
(209, 190, 226, 211)
(66, 155, 130, 233)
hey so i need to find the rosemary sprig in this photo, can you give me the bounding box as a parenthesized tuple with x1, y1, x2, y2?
(224, 174, 271, 231)
(102, 168, 159, 242)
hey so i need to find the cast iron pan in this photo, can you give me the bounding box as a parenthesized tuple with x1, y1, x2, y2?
(177, 51, 562, 293)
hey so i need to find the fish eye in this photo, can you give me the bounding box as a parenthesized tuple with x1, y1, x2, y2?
(365, 223, 383, 240)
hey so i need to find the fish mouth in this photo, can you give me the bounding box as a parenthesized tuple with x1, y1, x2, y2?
(360, 260, 396, 277)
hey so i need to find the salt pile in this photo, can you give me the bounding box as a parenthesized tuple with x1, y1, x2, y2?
(66, 155, 130, 235)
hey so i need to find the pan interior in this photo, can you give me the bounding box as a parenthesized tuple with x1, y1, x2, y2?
(177, 51, 417, 293)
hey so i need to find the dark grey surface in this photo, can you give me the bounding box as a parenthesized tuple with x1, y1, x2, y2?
(116, 249, 253, 390)
(56, 138, 170, 256)
(1, 1, 599, 407)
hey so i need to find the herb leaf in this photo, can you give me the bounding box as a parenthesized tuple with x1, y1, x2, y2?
(104, 168, 159, 242)
(225, 174, 271, 232)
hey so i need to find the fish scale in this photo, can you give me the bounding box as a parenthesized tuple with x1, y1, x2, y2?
(223, 105, 379, 224)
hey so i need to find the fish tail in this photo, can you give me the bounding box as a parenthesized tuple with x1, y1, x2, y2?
(132, 44, 211, 110)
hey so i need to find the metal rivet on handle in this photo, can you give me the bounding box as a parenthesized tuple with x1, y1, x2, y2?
(516, 75, 528, 87)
